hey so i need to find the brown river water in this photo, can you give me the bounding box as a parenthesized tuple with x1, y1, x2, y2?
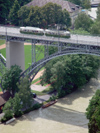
(0, 71, 100, 133)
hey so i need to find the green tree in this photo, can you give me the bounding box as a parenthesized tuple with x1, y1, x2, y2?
(27, 6, 42, 27)
(2, 98, 13, 120)
(62, 9, 71, 27)
(9, 0, 20, 25)
(0, 0, 15, 24)
(17, 77, 33, 109)
(83, 0, 91, 9)
(40, 55, 100, 96)
(2, 65, 22, 96)
(12, 93, 23, 117)
(18, 5, 30, 26)
(86, 89, 100, 133)
(74, 13, 93, 32)
(90, 21, 100, 35)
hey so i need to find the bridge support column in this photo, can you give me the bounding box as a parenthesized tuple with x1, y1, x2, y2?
(6, 41, 25, 71)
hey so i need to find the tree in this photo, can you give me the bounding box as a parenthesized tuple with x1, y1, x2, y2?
(86, 89, 100, 133)
(83, 0, 91, 9)
(74, 13, 93, 32)
(18, 5, 30, 26)
(17, 77, 33, 109)
(2, 65, 22, 96)
(2, 98, 13, 120)
(40, 55, 100, 97)
(61, 9, 71, 27)
(27, 6, 42, 27)
(12, 93, 23, 117)
(90, 21, 100, 35)
(8, 0, 20, 25)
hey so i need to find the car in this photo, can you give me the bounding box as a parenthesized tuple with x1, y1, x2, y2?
(32, 93, 37, 98)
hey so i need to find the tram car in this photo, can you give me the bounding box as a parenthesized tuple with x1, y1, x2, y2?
(20, 26, 70, 38)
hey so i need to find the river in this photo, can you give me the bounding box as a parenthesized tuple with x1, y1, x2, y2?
(0, 71, 100, 133)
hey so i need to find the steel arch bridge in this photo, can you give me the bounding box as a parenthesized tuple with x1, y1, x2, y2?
(20, 47, 100, 82)
(0, 26, 100, 82)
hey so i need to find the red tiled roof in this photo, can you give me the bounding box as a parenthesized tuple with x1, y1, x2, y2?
(27, 0, 81, 13)
(0, 91, 12, 106)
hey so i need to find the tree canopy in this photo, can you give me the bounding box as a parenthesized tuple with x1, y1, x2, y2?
(40, 55, 100, 97)
(86, 89, 100, 133)
(74, 12, 93, 32)
(1, 65, 22, 96)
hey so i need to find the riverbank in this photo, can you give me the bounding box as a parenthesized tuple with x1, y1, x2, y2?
(1, 70, 100, 133)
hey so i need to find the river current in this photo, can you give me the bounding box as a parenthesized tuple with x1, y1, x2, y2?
(0, 71, 100, 133)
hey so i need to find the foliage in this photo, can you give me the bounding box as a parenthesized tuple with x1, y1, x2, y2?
(74, 13, 93, 32)
(17, 2, 71, 28)
(49, 46, 58, 55)
(49, 94, 57, 101)
(40, 55, 100, 98)
(12, 93, 23, 117)
(18, 5, 30, 26)
(2, 65, 22, 96)
(0, 0, 15, 24)
(86, 89, 100, 133)
(2, 98, 13, 122)
(90, 21, 100, 35)
(71, 28, 90, 35)
(17, 77, 33, 109)
(8, 0, 20, 26)
(83, 0, 91, 9)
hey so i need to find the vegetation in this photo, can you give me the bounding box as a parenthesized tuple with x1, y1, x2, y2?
(74, 13, 93, 32)
(0, 40, 5, 46)
(74, 4, 100, 36)
(8, 0, 20, 26)
(1, 76, 42, 123)
(17, 77, 33, 109)
(1, 65, 22, 96)
(40, 55, 100, 98)
(86, 89, 100, 133)
(18, 3, 71, 28)
(0, 0, 31, 24)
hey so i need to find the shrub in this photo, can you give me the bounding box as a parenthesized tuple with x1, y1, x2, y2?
(86, 89, 100, 133)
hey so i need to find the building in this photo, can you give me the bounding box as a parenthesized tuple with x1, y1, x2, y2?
(27, 0, 82, 24)
(0, 91, 12, 112)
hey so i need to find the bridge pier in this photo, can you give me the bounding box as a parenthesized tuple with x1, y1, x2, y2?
(6, 41, 25, 71)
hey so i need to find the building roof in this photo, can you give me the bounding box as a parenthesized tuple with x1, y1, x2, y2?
(0, 91, 12, 107)
(27, 0, 81, 13)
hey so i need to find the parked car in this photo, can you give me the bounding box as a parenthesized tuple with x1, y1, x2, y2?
(32, 93, 37, 98)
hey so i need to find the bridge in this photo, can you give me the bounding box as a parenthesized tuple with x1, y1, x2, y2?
(0, 26, 100, 81)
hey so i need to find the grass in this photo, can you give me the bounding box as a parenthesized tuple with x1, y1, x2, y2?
(24, 45, 44, 69)
(31, 86, 52, 96)
(0, 45, 44, 70)
(0, 40, 5, 46)
(0, 87, 2, 92)
(31, 78, 40, 84)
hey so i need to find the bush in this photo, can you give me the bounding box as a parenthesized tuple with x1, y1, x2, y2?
(86, 89, 100, 133)
(49, 94, 57, 101)
(32, 103, 42, 110)
(1, 115, 13, 123)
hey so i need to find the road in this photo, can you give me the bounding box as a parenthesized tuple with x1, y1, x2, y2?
(0, 26, 100, 46)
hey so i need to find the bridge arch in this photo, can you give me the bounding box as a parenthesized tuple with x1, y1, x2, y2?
(20, 49, 100, 82)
